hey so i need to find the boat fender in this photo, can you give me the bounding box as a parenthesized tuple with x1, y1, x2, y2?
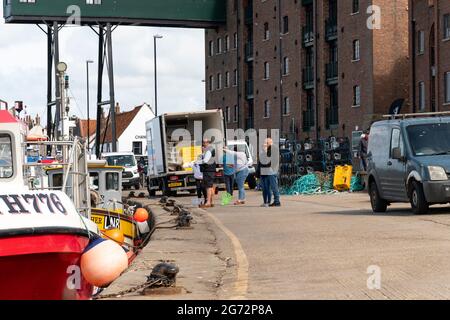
(133, 208, 149, 223)
(80, 238, 128, 288)
(102, 228, 125, 246)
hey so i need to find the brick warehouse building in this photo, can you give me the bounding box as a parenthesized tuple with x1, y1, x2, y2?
(205, 0, 410, 142)
(409, 0, 450, 113)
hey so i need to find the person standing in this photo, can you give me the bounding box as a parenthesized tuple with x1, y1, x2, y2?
(223, 151, 236, 196)
(197, 139, 217, 208)
(193, 161, 207, 205)
(259, 138, 281, 207)
(359, 130, 369, 171)
(224, 147, 249, 205)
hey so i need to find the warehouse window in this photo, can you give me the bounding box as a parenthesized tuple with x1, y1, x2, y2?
(353, 85, 361, 107)
(233, 33, 238, 49)
(444, 14, 450, 40)
(445, 72, 450, 103)
(418, 30, 425, 54)
(283, 97, 290, 115)
(209, 75, 214, 92)
(233, 69, 238, 86)
(233, 105, 238, 123)
(264, 23, 270, 40)
(225, 72, 230, 88)
(352, 0, 359, 14)
(352, 40, 360, 61)
(225, 35, 230, 52)
(217, 38, 222, 54)
(217, 73, 222, 90)
(209, 41, 214, 56)
(264, 100, 271, 118)
(282, 16, 289, 34)
(225, 107, 230, 123)
(264, 62, 270, 80)
(283, 57, 289, 75)
(418, 81, 425, 111)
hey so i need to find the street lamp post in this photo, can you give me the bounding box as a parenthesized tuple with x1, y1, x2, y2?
(153, 34, 163, 117)
(86, 60, 94, 158)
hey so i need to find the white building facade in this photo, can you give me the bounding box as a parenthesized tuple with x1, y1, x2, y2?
(97, 103, 154, 157)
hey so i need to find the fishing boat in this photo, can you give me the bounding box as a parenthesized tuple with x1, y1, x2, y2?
(0, 110, 101, 299)
(46, 161, 154, 261)
(0, 110, 130, 300)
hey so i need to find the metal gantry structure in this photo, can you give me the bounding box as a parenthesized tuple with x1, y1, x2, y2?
(3, 0, 226, 157)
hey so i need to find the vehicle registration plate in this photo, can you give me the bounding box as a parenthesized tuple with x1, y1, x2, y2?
(168, 182, 183, 188)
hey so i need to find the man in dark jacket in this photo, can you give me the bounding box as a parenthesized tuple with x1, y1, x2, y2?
(197, 139, 217, 208)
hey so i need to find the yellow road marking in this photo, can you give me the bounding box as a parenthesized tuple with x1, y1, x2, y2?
(203, 210, 249, 300)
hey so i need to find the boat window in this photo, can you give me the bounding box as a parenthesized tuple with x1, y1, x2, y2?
(0, 134, 13, 179)
(52, 173, 63, 190)
(106, 172, 119, 191)
(89, 172, 99, 189)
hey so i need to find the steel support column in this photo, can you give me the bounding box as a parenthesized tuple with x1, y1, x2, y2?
(106, 23, 117, 152)
(53, 21, 61, 141)
(95, 25, 104, 158)
(46, 24, 53, 145)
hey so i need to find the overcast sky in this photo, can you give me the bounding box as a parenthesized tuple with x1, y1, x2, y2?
(0, 6, 206, 122)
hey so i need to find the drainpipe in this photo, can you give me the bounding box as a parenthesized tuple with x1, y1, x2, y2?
(434, 1, 440, 112)
(313, 0, 319, 141)
(411, 4, 417, 113)
(278, 0, 284, 138)
(237, 3, 242, 130)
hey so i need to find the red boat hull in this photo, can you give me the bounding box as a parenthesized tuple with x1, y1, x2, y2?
(0, 234, 93, 300)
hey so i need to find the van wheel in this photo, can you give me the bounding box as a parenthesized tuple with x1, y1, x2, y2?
(369, 181, 388, 213)
(410, 181, 429, 215)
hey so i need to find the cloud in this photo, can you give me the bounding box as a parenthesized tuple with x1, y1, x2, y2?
(0, 6, 206, 122)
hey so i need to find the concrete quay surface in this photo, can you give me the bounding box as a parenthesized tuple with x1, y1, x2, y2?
(103, 190, 450, 300)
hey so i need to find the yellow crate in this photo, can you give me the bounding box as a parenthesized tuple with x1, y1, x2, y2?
(333, 165, 353, 191)
(179, 146, 202, 164)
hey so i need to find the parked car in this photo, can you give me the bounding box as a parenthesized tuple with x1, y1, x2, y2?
(367, 115, 450, 214)
(102, 152, 140, 190)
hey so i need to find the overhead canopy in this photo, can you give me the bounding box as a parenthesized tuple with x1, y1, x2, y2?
(3, 0, 226, 28)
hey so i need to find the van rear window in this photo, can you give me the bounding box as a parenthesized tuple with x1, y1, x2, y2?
(407, 123, 450, 156)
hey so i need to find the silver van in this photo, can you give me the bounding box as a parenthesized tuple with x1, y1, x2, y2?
(367, 114, 450, 214)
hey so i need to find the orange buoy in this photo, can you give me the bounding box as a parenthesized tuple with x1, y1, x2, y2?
(80, 238, 128, 287)
(102, 228, 125, 245)
(133, 208, 149, 223)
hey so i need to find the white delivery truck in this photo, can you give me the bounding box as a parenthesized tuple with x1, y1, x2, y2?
(145, 110, 226, 196)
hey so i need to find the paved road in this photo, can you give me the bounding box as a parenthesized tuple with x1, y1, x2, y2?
(180, 191, 450, 300)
